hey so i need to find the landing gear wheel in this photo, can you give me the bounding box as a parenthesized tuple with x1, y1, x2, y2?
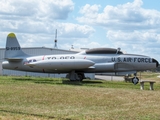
(132, 77, 139, 85)
(78, 75, 83, 82)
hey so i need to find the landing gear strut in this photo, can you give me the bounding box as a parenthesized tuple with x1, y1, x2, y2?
(132, 73, 139, 85)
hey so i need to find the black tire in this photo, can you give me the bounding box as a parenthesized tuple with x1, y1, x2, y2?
(78, 75, 83, 81)
(132, 77, 139, 85)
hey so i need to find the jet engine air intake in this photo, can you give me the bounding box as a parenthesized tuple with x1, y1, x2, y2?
(152, 58, 159, 67)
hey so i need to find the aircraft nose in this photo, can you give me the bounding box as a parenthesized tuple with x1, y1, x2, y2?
(152, 58, 159, 67)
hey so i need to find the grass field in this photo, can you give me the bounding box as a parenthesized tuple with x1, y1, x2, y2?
(0, 72, 160, 120)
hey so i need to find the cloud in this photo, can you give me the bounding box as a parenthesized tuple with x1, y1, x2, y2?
(37, 0, 74, 20)
(77, 0, 160, 31)
(60, 23, 95, 38)
(0, 0, 76, 33)
(13, 23, 95, 48)
(1, 0, 160, 61)
(107, 30, 160, 43)
(79, 4, 101, 18)
(60, 39, 109, 51)
(0, 0, 74, 20)
(0, 0, 95, 48)
(105, 30, 160, 58)
(76, 0, 160, 60)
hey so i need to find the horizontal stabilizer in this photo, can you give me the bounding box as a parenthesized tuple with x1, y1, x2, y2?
(5, 58, 23, 62)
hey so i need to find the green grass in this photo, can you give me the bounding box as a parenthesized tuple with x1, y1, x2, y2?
(0, 74, 160, 120)
(138, 72, 160, 81)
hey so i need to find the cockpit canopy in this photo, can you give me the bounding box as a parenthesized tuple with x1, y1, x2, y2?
(85, 48, 123, 54)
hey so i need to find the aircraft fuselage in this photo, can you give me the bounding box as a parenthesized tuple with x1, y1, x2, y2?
(2, 53, 158, 73)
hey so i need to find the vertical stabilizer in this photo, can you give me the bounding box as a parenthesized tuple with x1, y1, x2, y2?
(5, 33, 27, 59)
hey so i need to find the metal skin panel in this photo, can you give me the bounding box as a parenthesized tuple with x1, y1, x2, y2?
(3, 53, 157, 73)
(2, 33, 159, 82)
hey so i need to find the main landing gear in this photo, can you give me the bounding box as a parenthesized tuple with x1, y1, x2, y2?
(66, 71, 85, 81)
(131, 73, 139, 85)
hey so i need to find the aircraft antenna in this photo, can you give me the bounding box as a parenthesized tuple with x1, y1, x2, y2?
(116, 47, 121, 54)
(71, 45, 74, 49)
(54, 29, 58, 49)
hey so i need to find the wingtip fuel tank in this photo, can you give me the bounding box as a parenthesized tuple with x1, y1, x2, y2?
(25, 59, 95, 70)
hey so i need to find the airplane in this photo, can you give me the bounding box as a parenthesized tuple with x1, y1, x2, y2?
(2, 33, 159, 85)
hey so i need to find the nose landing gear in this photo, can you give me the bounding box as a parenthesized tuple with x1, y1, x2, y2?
(132, 77, 139, 85)
(132, 73, 139, 85)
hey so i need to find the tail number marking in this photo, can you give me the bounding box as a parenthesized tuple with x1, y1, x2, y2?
(6, 47, 20, 50)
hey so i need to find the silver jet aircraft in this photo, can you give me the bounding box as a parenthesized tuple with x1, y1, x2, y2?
(2, 33, 159, 84)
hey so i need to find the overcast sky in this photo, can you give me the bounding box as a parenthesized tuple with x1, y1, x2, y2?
(0, 0, 160, 61)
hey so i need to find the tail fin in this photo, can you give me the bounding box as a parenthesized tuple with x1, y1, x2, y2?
(5, 33, 28, 60)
